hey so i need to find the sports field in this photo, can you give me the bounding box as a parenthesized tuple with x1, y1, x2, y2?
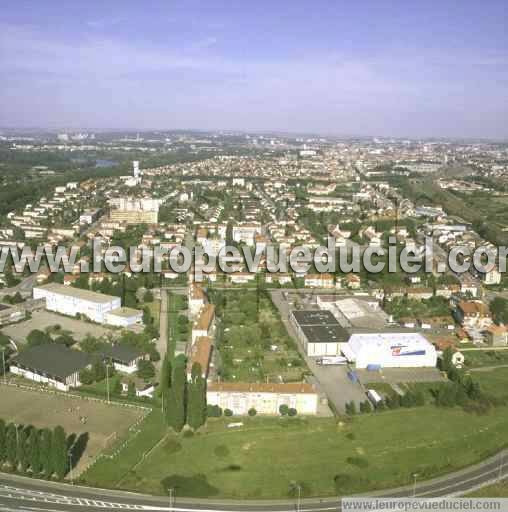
(83, 404, 508, 499)
(0, 386, 146, 474)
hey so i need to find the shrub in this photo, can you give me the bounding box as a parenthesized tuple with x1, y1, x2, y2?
(346, 456, 369, 469)
(224, 409, 233, 417)
(288, 408, 297, 417)
(279, 404, 289, 416)
(248, 408, 257, 417)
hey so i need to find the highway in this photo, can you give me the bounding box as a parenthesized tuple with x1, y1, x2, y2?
(0, 448, 507, 512)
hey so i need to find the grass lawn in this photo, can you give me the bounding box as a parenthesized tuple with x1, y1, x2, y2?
(82, 405, 508, 499)
(468, 480, 508, 497)
(470, 367, 508, 399)
(463, 350, 508, 369)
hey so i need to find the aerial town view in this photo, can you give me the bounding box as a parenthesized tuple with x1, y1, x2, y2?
(0, 1, 507, 511)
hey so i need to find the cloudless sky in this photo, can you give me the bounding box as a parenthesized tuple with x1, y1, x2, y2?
(1, 0, 507, 138)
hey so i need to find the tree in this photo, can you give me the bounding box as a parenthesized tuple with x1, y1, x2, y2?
(92, 361, 106, 382)
(167, 364, 186, 432)
(247, 408, 257, 417)
(51, 426, 67, 480)
(28, 428, 41, 476)
(39, 429, 53, 479)
(17, 426, 29, 473)
(79, 368, 95, 385)
(127, 381, 136, 399)
(288, 408, 297, 417)
(160, 356, 172, 412)
(137, 360, 155, 381)
(5, 423, 17, 469)
(143, 290, 154, 303)
(279, 404, 289, 416)
(224, 408, 233, 417)
(27, 329, 51, 347)
(187, 363, 207, 430)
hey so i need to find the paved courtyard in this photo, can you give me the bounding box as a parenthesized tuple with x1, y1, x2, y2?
(3, 310, 118, 345)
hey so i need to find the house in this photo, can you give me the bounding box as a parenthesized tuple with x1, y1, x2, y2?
(10, 344, 91, 391)
(485, 325, 508, 346)
(265, 273, 293, 285)
(482, 267, 502, 286)
(187, 336, 213, 382)
(192, 304, 215, 343)
(406, 287, 434, 301)
(121, 377, 156, 398)
(304, 273, 335, 289)
(207, 382, 318, 416)
(345, 274, 361, 289)
(188, 283, 205, 316)
(101, 344, 146, 374)
(456, 300, 492, 329)
(419, 316, 455, 330)
(229, 272, 256, 285)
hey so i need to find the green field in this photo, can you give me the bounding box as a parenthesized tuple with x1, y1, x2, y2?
(82, 403, 508, 499)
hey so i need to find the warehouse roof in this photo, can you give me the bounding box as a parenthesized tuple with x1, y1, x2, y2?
(300, 324, 349, 344)
(347, 332, 434, 352)
(13, 344, 90, 380)
(292, 310, 339, 327)
(34, 283, 119, 304)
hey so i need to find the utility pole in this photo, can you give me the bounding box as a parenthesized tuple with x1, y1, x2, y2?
(168, 487, 175, 509)
(297, 484, 301, 512)
(106, 363, 110, 404)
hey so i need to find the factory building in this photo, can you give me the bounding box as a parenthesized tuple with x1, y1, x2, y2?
(290, 310, 349, 357)
(342, 332, 437, 369)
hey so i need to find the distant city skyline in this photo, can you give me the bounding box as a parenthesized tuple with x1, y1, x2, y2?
(1, 0, 507, 139)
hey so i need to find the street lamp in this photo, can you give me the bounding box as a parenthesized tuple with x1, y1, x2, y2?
(168, 487, 175, 509)
(68, 452, 74, 485)
(105, 362, 111, 404)
(412, 473, 419, 497)
(498, 452, 505, 482)
(297, 484, 302, 512)
(1, 348, 6, 384)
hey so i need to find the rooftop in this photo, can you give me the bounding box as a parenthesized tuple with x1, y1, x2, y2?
(208, 382, 316, 394)
(34, 282, 119, 304)
(13, 344, 90, 380)
(292, 309, 339, 327)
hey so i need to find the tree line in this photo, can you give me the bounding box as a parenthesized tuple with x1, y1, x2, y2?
(160, 356, 207, 431)
(0, 421, 70, 480)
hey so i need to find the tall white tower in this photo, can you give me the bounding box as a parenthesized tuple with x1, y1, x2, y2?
(133, 161, 140, 179)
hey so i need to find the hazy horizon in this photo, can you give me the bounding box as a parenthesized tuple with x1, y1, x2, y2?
(1, 0, 507, 139)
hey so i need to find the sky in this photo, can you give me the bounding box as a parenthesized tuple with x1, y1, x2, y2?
(1, 0, 507, 138)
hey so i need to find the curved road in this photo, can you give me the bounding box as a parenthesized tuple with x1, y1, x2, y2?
(0, 449, 507, 512)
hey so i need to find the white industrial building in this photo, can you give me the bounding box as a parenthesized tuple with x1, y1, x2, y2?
(33, 283, 142, 326)
(342, 332, 437, 369)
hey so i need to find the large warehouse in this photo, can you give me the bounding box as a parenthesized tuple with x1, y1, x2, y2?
(342, 332, 437, 369)
(33, 283, 136, 325)
(290, 310, 349, 357)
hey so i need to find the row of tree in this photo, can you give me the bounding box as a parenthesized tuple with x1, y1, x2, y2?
(0, 421, 68, 480)
(160, 357, 207, 431)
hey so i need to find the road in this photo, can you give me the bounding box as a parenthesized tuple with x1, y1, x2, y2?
(1, 447, 508, 511)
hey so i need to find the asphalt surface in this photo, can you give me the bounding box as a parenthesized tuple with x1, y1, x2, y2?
(1, 447, 508, 511)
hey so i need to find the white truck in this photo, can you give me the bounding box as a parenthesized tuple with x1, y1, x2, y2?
(316, 356, 348, 366)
